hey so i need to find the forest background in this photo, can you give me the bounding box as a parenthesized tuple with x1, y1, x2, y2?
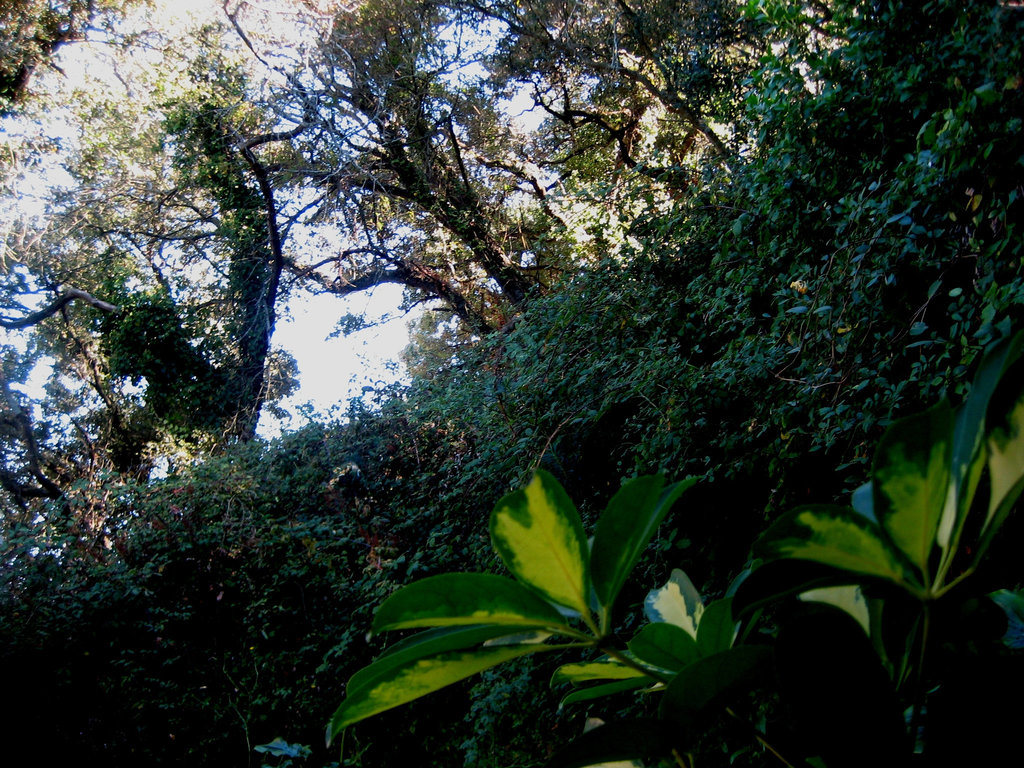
(1, 0, 1022, 766)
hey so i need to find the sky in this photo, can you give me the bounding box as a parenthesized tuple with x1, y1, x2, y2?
(264, 285, 418, 436)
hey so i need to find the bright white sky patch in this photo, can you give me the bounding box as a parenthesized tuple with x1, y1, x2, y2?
(263, 285, 418, 436)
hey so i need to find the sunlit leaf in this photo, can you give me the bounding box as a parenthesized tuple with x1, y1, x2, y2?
(980, 353, 1024, 555)
(752, 505, 918, 591)
(591, 476, 695, 613)
(871, 401, 952, 577)
(491, 470, 592, 617)
(552, 660, 648, 687)
(945, 331, 1024, 567)
(328, 645, 540, 742)
(627, 622, 699, 671)
(351, 624, 546, 694)
(371, 573, 569, 634)
(644, 568, 703, 639)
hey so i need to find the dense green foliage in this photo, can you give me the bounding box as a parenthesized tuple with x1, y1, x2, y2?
(327, 331, 1024, 766)
(1, 0, 1023, 766)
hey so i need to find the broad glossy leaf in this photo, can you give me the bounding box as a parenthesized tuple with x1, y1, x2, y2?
(627, 622, 699, 671)
(591, 476, 695, 612)
(695, 598, 737, 656)
(483, 630, 552, 646)
(980, 352, 1024, 554)
(491, 470, 592, 616)
(731, 560, 866, 617)
(543, 719, 679, 768)
(950, 333, 1024, 544)
(551, 660, 648, 687)
(328, 644, 539, 742)
(350, 624, 545, 694)
(559, 678, 651, 709)
(752, 505, 918, 591)
(799, 585, 870, 636)
(371, 573, 569, 634)
(938, 334, 1024, 554)
(643, 568, 703, 638)
(871, 401, 953, 577)
(659, 646, 772, 722)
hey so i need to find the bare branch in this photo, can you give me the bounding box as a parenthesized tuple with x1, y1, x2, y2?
(0, 288, 119, 330)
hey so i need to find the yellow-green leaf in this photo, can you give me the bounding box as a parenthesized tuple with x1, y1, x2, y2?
(643, 568, 704, 639)
(753, 505, 919, 591)
(371, 573, 569, 634)
(328, 645, 539, 743)
(551, 660, 648, 687)
(348, 624, 546, 696)
(490, 470, 592, 617)
(559, 679, 651, 709)
(871, 401, 952, 577)
(981, 356, 1024, 551)
(932, 333, 1024, 568)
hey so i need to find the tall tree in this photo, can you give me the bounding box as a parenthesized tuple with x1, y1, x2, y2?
(1, 10, 299, 510)
(226, 0, 571, 335)
(462, 0, 757, 172)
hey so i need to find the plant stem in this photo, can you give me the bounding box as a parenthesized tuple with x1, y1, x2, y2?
(595, 644, 671, 685)
(725, 707, 797, 768)
(908, 603, 932, 752)
(933, 566, 975, 599)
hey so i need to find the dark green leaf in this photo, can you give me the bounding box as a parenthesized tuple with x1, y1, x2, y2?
(591, 476, 695, 614)
(696, 598, 737, 656)
(774, 604, 905, 768)
(627, 622, 699, 671)
(659, 647, 772, 723)
(558, 678, 651, 708)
